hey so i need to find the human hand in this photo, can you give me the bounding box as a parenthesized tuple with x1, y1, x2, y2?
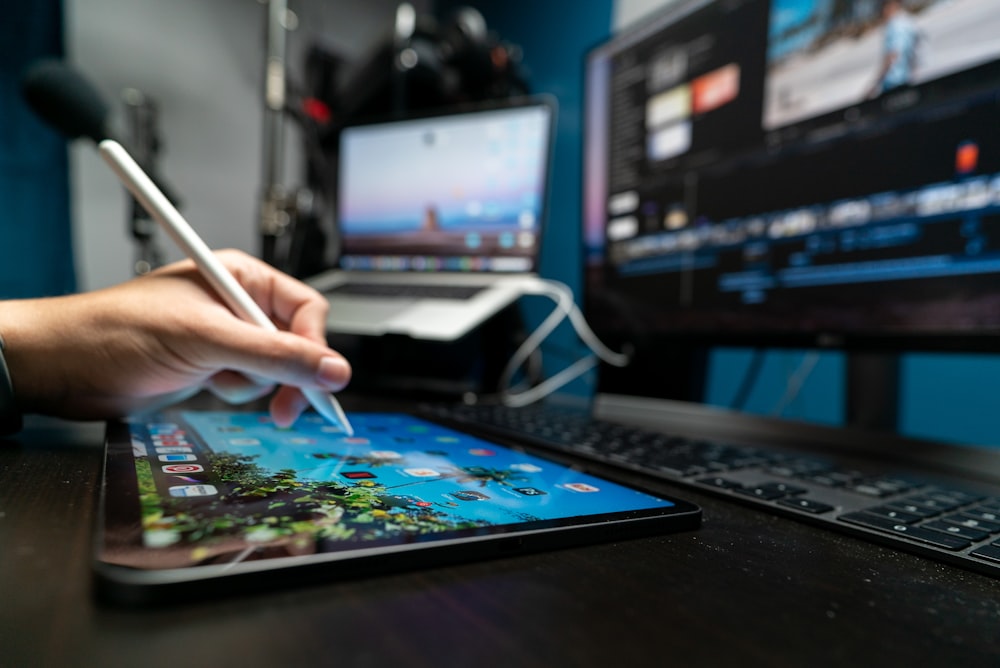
(0, 249, 351, 426)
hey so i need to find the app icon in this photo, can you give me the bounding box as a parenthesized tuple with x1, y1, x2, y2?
(162, 464, 205, 474)
(956, 140, 979, 174)
(158, 454, 197, 462)
(514, 487, 547, 496)
(228, 438, 261, 446)
(168, 475, 206, 484)
(369, 450, 401, 460)
(342, 471, 377, 480)
(511, 463, 543, 473)
(287, 437, 316, 445)
(147, 422, 180, 432)
(169, 484, 218, 497)
(403, 468, 441, 478)
(345, 437, 372, 445)
(152, 439, 187, 447)
(155, 446, 193, 454)
(562, 482, 600, 493)
(451, 490, 490, 502)
(467, 448, 496, 456)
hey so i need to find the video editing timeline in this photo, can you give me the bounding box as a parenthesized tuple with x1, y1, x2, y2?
(587, 0, 1000, 337)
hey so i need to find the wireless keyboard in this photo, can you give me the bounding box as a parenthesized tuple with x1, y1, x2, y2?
(423, 402, 1000, 577)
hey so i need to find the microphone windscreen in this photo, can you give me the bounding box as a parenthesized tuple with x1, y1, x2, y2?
(21, 59, 111, 142)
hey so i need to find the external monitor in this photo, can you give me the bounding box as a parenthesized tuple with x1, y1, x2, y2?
(582, 0, 1000, 400)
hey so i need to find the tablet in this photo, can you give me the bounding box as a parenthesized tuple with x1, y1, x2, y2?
(95, 410, 701, 604)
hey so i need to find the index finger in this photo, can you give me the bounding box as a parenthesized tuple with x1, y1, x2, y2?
(220, 251, 330, 344)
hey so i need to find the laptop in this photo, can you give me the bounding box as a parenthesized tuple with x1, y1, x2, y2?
(308, 97, 555, 341)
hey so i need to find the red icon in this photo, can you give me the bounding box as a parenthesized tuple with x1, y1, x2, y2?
(562, 482, 600, 493)
(956, 141, 979, 174)
(342, 471, 376, 479)
(162, 464, 205, 474)
(404, 468, 441, 478)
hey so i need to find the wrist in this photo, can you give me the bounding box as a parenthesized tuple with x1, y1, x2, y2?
(0, 298, 67, 422)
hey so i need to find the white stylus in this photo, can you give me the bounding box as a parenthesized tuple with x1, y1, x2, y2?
(98, 139, 354, 436)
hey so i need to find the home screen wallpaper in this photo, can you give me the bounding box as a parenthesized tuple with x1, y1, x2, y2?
(116, 411, 674, 569)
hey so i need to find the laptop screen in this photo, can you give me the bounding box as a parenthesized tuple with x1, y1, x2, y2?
(336, 99, 554, 273)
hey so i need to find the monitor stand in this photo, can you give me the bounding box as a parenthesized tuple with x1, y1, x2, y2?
(598, 343, 710, 404)
(846, 351, 900, 433)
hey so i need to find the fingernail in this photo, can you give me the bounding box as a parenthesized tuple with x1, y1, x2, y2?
(317, 356, 350, 391)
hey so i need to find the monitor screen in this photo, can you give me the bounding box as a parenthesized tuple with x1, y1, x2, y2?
(583, 0, 1000, 352)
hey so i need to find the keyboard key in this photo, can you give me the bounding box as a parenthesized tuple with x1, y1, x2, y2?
(851, 483, 895, 498)
(970, 544, 1000, 564)
(735, 485, 787, 501)
(883, 502, 940, 519)
(924, 487, 985, 505)
(873, 477, 921, 494)
(851, 478, 913, 497)
(804, 473, 848, 487)
(904, 495, 962, 512)
(756, 482, 808, 496)
(864, 506, 924, 524)
(696, 476, 744, 491)
(961, 508, 1000, 523)
(941, 515, 1000, 533)
(976, 500, 1000, 514)
(839, 512, 972, 550)
(922, 520, 989, 542)
(777, 498, 835, 514)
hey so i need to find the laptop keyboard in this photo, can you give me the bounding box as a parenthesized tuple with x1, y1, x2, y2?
(326, 283, 485, 300)
(423, 402, 1000, 576)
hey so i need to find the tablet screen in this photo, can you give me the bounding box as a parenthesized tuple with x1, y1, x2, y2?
(100, 411, 695, 580)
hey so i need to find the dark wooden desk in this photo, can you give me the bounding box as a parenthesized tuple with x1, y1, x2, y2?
(3, 406, 1000, 667)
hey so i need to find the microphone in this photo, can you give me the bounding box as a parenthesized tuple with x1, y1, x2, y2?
(21, 58, 115, 143)
(21, 58, 174, 273)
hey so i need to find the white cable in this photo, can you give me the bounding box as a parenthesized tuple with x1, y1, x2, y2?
(498, 278, 630, 407)
(502, 355, 600, 408)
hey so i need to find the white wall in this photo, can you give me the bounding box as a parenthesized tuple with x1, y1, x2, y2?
(66, 0, 424, 290)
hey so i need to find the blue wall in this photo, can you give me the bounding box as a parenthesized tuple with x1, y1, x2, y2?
(438, 0, 1000, 449)
(437, 1, 613, 294)
(0, 0, 76, 299)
